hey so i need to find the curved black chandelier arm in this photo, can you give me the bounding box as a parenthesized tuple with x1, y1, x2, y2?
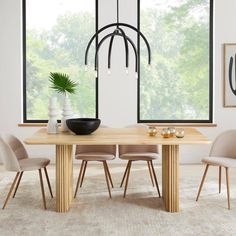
(108, 33, 138, 72)
(108, 28, 129, 69)
(85, 22, 151, 66)
(117, 27, 129, 68)
(94, 32, 138, 73)
(94, 32, 118, 71)
(108, 32, 115, 69)
(116, 33, 138, 72)
(118, 23, 151, 65)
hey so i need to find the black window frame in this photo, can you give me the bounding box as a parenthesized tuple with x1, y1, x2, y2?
(137, 0, 214, 124)
(22, 0, 98, 123)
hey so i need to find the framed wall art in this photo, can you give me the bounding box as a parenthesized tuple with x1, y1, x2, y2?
(224, 43, 236, 107)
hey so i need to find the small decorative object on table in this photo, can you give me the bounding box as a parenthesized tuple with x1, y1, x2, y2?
(147, 125, 157, 137)
(49, 72, 78, 131)
(161, 128, 171, 138)
(66, 118, 101, 135)
(161, 127, 176, 138)
(168, 127, 176, 137)
(175, 128, 185, 138)
(47, 97, 59, 134)
(61, 94, 73, 131)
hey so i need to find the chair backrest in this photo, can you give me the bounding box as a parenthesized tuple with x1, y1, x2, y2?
(75, 145, 116, 155)
(210, 130, 236, 159)
(75, 125, 116, 155)
(2, 134, 28, 160)
(119, 145, 158, 155)
(0, 134, 22, 172)
(119, 124, 159, 155)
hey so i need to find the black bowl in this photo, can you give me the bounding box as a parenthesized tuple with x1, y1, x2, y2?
(66, 118, 101, 135)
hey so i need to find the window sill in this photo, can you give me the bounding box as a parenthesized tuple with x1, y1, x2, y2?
(146, 123, 217, 127)
(18, 123, 47, 127)
(18, 123, 217, 128)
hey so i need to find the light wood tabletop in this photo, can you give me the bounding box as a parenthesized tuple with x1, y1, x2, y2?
(25, 127, 210, 213)
(25, 127, 210, 145)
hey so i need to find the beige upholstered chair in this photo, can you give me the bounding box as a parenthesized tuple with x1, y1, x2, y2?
(118, 125, 161, 198)
(74, 144, 116, 199)
(0, 134, 53, 210)
(196, 130, 236, 209)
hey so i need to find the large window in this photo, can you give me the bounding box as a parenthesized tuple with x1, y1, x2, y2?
(23, 0, 97, 122)
(138, 0, 213, 123)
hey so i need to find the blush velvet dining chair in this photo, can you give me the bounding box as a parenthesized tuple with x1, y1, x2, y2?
(74, 125, 116, 199)
(0, 134, 53, 210)
(118, 124, 161, 198)
(118, 125, 161, 198)
(119, 144, 161, 198)
(196, 130, 236, 209)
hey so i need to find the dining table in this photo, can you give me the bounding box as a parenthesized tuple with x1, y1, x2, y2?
(24, 126, 210, 213)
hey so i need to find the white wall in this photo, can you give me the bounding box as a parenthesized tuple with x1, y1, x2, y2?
(0, 0, 236, 163)
(98, 0, 137, 127)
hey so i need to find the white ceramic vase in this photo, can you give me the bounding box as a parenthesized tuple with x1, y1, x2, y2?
(61, 94, 73, 131)
(47, 97, 59, 134)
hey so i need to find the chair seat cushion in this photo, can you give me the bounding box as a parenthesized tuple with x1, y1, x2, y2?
(75, 152, 115, 161)
(202, 156, 236, 168)
(120, 152, 158, 161)
(19, 158, 50, 171)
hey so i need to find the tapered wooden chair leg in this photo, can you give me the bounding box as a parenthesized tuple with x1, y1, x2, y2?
(219, 166, 222, 194)
(39, 169, 46, 210)
(120, 162, 130, 187)
(2, 172, 20, 209)
(44, 167, 53, 198)
(74, 160, 85, 198)
(123, 161, 132, 198)
(150, 161, 161, 197)
(104, 161, 114, 188)
(147, 161, 155, 187)
(103, 161, 112, 198)
(12, 171, 23, 198)
(225, 167, 230, 210)
(196, 164, 209, 201)
(80, 161, 88, 187)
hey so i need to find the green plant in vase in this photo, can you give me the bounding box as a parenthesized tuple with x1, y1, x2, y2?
(49, 72, 78, 131)
(49, 72, 77, 95)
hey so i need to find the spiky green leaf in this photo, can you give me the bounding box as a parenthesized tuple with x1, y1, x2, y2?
(49, 72, 78, 94)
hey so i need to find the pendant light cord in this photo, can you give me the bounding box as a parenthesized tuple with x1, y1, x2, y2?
(117, 0, 119, 24)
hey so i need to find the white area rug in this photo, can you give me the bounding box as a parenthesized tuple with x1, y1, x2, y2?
(0, 164, 236, 236)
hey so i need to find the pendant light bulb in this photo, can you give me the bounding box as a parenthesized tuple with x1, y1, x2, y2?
(95, 70, 98, 77)
(85, 65, 88, 72)
(126, 68, 129, 75)
(135, 72, 138, 79)
(148, 64, 151, 71)
(107, 69, 111, 75)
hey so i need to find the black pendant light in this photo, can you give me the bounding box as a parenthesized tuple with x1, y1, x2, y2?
(85, 0, 151, 78)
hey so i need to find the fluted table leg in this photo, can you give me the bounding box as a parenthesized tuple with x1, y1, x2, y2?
(56, 145, 73, 213)
(162, 145, 179, 212)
